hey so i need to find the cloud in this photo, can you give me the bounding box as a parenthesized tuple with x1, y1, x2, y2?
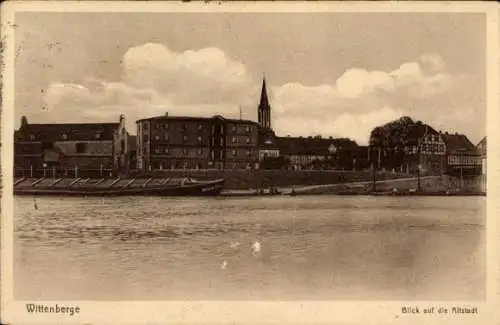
(270, 52, 463, 144)
(40, 48, 468, 144)
(41, 43, 256, 130)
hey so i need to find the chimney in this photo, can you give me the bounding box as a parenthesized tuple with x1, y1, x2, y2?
(165, 112, 169, 116)
(21, 116, 28, 128)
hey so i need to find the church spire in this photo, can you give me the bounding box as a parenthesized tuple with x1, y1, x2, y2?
(259, 76, 270, 110)
(258, 75, 271, 129)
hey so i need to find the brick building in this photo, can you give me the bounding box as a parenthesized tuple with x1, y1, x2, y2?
(136, 114, 260, 171)
(14, 115, 128, 177)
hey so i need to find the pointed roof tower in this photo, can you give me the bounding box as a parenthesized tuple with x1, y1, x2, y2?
(258, 76, 270, 110)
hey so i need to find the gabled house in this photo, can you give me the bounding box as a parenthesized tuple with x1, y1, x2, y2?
(14, 115, 128, 177)
(441, 132, 481, 176)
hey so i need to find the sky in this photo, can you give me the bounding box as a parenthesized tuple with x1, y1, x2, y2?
(13, 12, 486, 145)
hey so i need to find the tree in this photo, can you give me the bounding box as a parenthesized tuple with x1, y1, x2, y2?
(369, 116, 435, 170)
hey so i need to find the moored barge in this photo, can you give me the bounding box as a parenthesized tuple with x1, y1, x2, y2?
(14, 177, 225, 197)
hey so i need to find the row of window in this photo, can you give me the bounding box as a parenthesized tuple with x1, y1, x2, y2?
(421, 143, 446, 153)
(448, 156, 482, 165)
(143, 122, 254, 133)
(151, 148, 254, 157)
(28, 133, 104, 141)
(146, 134, 253, 145)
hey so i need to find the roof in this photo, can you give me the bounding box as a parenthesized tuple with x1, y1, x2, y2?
(277, 136, 358, 155)
(136, 114, 259, 126)
(441, 133, 475, 153)
(15, 123, 119, 142)
(477, 136, 486, 147)
(258, 77, 270, 109)
(258, 127, 279, 148)
(476, 137, 486, 156)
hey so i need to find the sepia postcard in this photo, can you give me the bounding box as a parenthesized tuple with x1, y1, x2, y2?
(1, 1, 499, 324)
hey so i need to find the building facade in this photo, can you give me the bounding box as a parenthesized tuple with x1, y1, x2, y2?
(136, 114, 260, 171)
(441, 133, 482, 176)
(14, 115, 128, 177)
(277, 136, 361, 170)
(418, 131, 447, 174)
(476, 136, 487, 176)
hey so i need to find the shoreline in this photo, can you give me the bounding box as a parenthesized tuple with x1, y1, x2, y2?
(219, 190, 486, 198)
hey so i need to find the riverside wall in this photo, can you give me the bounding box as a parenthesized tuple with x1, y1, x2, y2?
(299, 174, 486, 195)
(131, 169, 414, 190)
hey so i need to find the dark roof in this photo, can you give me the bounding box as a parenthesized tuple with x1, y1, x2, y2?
(441, 133, 474, 153)
(258, 127, 279, 148)
(15, 123, 119, 142)
(258, 77, 270, 109)
(136, 114, 258, 126)
(277, 137, 358, 155)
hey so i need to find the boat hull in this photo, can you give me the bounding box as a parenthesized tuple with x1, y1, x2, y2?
(14, 179, 225, 197)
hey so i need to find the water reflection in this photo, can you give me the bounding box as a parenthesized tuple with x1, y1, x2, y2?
(14, 196, 485, 301)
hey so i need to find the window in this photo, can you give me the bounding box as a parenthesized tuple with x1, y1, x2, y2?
(197, 136, 203, 142)
(29, 134, 36, 140)
(164, 148, 170, 155)
(246, 126, 250, 133)
(232, 149, 237, 156)
(61, 133, 68, 140)
(143, 123, 149, 130)
(164, 123, 169, 130)
(95, 133, 101, 140)
(246, 137, 251, 144)
(231, 125, 237, 132)
(154, 148, 161, 154)
(155, 123, 160, 129)
(183, 148, 189, 155)
(76, 143, 87, 153)
(155, 135, 160, 141)
(183, 135, 188, 142)
(164, 134, 169, 142)
(182, 123, 188, 131)
(246, 149, 251, 157)
(197, 124, 203, 131)
(211, 150, 215, 160)
(197, 148, 203, 156)
(144, 135, 149, 142)
(232, 137, 237, 143)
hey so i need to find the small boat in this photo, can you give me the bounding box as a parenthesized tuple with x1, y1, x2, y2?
(13, 177, 225, 197)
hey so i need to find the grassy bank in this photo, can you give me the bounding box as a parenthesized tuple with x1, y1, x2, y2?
(293, 175, 486, 195)
(135, 169, 416, 190)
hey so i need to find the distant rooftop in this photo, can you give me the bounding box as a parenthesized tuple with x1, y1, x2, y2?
(136, 113, 258, 125)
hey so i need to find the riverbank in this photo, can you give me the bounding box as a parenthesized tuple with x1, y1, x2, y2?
(220, 175, 486, 197)
(133, 169, 416, 190)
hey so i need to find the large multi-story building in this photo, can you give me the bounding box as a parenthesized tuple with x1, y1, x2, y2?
(14, 115, 129, 177)
(136, 114, 260, 171)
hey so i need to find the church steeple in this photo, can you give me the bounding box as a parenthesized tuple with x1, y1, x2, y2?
(258, 76, 271, 129)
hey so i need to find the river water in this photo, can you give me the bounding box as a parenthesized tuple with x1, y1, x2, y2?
(14, 195, 485, 301)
